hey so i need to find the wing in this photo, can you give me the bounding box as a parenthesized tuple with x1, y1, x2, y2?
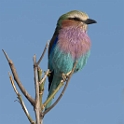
(48, 27, 59, 56)
(48, 27, 59, 91)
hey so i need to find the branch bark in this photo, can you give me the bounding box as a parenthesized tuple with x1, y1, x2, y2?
(3, 45, 76, 123)
(2, 49, 35, 106)
(33, 55, 41, 124)
(9, 73, 35, 124)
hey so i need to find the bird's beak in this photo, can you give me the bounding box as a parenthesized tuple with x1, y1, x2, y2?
(84, 18, 97, 24)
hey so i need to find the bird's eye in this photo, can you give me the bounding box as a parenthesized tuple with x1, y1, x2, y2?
(68, 17, 81, 21)
(73, 17, 81, 21)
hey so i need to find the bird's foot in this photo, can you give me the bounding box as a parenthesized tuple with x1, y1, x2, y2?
(62, 71, 72, 82)
(62, 73, 67, 81)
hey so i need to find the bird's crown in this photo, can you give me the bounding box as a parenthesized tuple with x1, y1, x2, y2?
(57, 10, 89, 26)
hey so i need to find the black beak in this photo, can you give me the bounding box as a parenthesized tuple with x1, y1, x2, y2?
(84, 18, 97, 24)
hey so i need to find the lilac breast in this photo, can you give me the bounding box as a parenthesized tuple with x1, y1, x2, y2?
(57, 27, 91, 59)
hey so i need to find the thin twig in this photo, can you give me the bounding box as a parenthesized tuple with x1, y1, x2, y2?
(42, 80, 64, 111)
(33, 55, 40, 124)
(37, 67, 42, 82)
(9, 73, 35, 124)
(2, 49, 35, 106)
(38, 69, 50, 111)
(43, 61, 77, 116)
(37, 67, 43, 111)
(39, 69, 50, 85)
(36, 41, 49, 66)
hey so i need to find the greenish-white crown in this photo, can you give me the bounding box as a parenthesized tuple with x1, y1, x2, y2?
(57, 10, 89, 27)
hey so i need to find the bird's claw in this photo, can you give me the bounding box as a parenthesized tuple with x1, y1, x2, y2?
(62, 71, 72, 81)
(62, 73, 67, 81)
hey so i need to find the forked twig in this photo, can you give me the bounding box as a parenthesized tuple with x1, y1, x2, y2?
(2, 49, 35, 106)
(9, 73, 35, 124)
(3, 42, 76, 123)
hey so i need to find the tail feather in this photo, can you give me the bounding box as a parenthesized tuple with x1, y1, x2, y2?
(45, 75, 62, 110)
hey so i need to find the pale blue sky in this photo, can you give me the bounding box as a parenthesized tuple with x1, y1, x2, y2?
(0, 0, 124, 124)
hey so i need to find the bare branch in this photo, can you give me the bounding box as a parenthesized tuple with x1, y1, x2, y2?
(42, 80, 64, 112)
(37, 68, 49, 111)
(43, 61, 77, 115)
(2, 49, 35, 106)
(9, 73, 35, 124)
(36, 41, 49, 66)
(37, 67, 43, 110)
(39, 69, 50, 85)
(33, 55, 40, 124)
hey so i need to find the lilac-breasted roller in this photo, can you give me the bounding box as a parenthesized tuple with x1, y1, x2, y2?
(46, 10, 96, 109)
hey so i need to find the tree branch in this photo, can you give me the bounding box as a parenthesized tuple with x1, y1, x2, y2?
(2, 49, 35, 106)
(42, 80, 64, 111)
(33, 55, 41, 124)
(37, 67, 43, 111)
(39, 69, 50, 85)
(9, 73, 35, 124)
(36, 41, 49, 66)
(43, 61, 77, 116)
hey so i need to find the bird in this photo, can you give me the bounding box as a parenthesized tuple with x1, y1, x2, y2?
(45, 10, 96, 109)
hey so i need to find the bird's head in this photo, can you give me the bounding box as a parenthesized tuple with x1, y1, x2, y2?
(57, 10, 96, 30)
